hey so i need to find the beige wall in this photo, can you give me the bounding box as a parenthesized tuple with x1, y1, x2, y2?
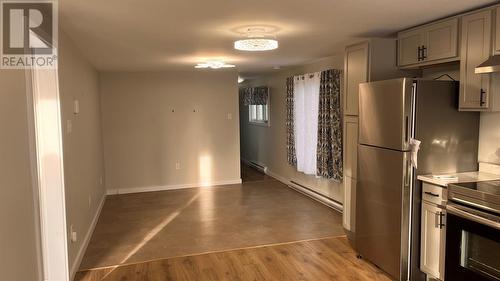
(0, 70, 42, 280)
(100, 70, 241, 192)
(58, 31, 106, 272)
(479, 73, 500, 165)
(240, 56, 344, 203)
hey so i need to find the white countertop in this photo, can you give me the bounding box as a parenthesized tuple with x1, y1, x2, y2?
(418, 171, 500, 187)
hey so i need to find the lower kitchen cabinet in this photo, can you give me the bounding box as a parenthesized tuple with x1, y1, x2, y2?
(342, 116, 358, 233)
(342, 176, 356, 232)
(343, 116, 358, 179)
(420, 200, 446, 280)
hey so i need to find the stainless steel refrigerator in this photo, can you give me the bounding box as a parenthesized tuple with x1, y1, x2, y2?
(355, 78, 480, 281)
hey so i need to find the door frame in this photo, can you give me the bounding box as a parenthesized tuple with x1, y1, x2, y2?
(26, 64, 70, 281)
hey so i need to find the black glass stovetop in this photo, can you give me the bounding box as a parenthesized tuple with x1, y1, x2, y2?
(452, 180, 500, 197)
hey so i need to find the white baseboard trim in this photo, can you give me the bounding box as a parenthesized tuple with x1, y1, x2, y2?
(265, 169, 343, 213)
(69, 193, 106, 280)
(106, 179, 243, 195)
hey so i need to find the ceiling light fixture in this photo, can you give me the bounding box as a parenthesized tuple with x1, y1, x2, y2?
(195, 60, 235, 69)
(234, 27, 278, 52)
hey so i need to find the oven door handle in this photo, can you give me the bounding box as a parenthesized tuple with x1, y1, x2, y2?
(447, 205, 500, 230)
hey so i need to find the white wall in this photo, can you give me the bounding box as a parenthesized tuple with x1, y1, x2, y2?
(0, 70, 42, 280)
(240, 56, 344, 203)
(100, 70, 241, 193)
(58, 31, 106, 274)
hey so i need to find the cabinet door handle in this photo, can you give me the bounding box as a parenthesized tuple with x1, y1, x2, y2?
(480, 88, 486, 107)
(424, 191, 439, 197)
(438, 212, 445, 229)
(417, 46, 422, 61)
(434, 211, 445, 229)
(434, 212, 440, 228)
(421, 45, 427, 60)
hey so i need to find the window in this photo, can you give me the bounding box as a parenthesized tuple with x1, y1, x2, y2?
(249, 104, 269, 124)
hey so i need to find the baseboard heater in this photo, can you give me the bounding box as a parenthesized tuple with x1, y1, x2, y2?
(289, 180, 343, 212)
(250, 161, 266, 173)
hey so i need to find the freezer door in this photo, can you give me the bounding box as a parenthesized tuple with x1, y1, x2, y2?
(359, 78, 414, 151)
(356, 144, 412, 281)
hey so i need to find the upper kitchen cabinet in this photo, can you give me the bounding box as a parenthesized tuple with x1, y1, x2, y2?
(398, 29, 422, 66)
(459, 10, 492, 110)
(344, 39, 407, 116)
(398, 18, 459, 68)
(344, 42, 368, 116)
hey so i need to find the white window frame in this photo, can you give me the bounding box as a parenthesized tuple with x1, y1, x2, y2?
(248, 95, 270, 127)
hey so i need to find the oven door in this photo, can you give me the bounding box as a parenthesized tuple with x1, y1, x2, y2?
(445, 203, 500, 281)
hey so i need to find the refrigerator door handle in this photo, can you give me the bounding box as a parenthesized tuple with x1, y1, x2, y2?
(405, 116, 409, 143)
(405, 158, 411, 188)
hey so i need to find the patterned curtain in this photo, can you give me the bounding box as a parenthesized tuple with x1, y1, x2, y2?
(239, 87, 268, 105)
(286, 76, 296, 166)
(239, 88, 251, 105)
(316, 69, 343, 180)
(252, 87, 268, 105)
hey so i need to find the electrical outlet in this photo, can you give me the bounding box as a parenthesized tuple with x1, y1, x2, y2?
(175, 162, 181, 170)
(227, 113, 232, 120)
(66, 120, 72, 134)
(99, 176, 103, 185)
(70, 225, 77, 243)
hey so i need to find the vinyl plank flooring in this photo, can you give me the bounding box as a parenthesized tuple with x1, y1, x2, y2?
(75, 237, 394, 281)
(79, 165, 343, 270)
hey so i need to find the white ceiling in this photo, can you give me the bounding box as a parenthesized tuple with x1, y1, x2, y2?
(59, 0, 497, 75)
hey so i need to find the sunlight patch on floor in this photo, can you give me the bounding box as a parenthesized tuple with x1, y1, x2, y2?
(97, 192, 202, 280)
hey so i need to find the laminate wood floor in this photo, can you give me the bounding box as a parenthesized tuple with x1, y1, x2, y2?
(75, 236, 393, 281)
(79, 166, 344, 270)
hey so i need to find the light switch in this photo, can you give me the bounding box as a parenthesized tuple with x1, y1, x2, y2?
(73, 100, 80, 115)
(70, 225, 77, 243)
(227, 113, 232, 120)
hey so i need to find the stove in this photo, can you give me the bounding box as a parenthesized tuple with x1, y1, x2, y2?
(448, 180, 500, 214)
(445, 180, 500, 281)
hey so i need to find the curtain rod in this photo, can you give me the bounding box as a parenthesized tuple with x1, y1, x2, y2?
(295, 71, 321, 80)
(294, 68, 341, 80)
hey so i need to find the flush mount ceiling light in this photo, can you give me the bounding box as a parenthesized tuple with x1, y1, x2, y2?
(234, 27, 278, 51)
(195, 60, 235, 69)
